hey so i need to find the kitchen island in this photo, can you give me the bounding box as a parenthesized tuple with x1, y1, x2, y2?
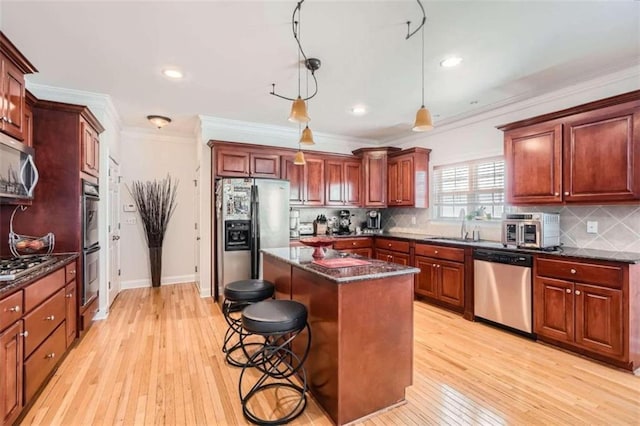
(262, 247, 419, 425)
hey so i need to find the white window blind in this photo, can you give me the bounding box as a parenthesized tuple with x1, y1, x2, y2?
(433, 157, 505, 219)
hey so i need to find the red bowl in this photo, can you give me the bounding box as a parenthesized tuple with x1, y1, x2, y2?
(299, 237, 335, 247)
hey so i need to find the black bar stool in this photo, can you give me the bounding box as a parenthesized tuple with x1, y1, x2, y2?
(238, 299, 311, 425)
(222, 279, 275, 367)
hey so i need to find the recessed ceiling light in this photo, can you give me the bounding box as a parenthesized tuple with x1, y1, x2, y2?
(351, 105, 367, 116)
(162, 68, 183, 80)
(440, 56, 463, 68)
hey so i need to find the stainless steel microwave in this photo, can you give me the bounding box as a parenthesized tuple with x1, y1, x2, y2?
(0, 133, 39, 200)
(501, 212, 560, 249)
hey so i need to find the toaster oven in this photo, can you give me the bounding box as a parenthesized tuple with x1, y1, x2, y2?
(502, 212, 560, 249)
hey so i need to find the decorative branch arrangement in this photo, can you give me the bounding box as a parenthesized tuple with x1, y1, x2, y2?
(129, 175, 178, 287)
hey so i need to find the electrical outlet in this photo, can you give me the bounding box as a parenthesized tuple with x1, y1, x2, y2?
(586, 221, 598, 234)
(125, 217, 137, 225)
(411, 216, 417, 225)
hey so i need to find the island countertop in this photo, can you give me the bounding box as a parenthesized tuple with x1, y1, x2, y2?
(261, 247, 419, 283)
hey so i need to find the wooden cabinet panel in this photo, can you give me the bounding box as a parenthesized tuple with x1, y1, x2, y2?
(344, 160, 362, 206)
(341, 248, 372, 258)
(24, 323, 65, 404)
(0, 291, 23, 332)
(0, 320, 23, 426)
(333, 238, 372, 250)
(534, 276, 574, 343)
(23, 288, 65, 357)
(388, 155, 414, 206)
(438, 260, 464, 307)
(504, 123, 562, 204)
(360, 151, 388, 207)
(575, 284, 623, 357)
(65, 281, 77, 349)
(563, 106, 640, 202)
(282, 156, 304, 205)
(250, 153, 280, 178)
(325, 160, 344, 206)
(0, 58, 25, 141)
(24, 268, 65, 313)
(414, 257, 438, 299)
(536, 258, 622, 289)
(374, 248, 409, 265)
(65, 261, 78, 284)
(387, 160, 399, 206)
(374, 238, 410, 253)
(23, 99, 32, 148)
(80, 117, 100, 178)
(304, 157, 325, 206)
(216, 149, 250, 177)
(414, 244, 464, 262)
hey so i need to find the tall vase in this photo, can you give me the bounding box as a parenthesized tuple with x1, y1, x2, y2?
(149, 245, 163, 287)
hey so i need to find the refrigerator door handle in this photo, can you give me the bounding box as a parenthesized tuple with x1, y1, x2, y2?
(250, 184, 260, 279)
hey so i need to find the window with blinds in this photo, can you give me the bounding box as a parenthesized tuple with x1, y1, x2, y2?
(433, 157, 505, 219)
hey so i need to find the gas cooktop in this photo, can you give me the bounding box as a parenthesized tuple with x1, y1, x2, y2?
(0, 255, 58, 282)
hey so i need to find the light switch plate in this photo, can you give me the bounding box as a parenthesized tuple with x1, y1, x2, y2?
(123, 203, 137, 212)
(586, 221, 598, 234)
(411, 216, 417, 225)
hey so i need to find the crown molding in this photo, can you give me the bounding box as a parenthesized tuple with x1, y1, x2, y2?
(25, 82, 123, 131)
(198, 115, 376, 154)
(388, 65, 640, 146)
(121, 127, 196, 145)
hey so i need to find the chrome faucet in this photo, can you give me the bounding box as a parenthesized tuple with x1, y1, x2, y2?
(459, 208, 468, 240)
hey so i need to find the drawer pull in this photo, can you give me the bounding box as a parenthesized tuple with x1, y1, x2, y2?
(8, 305, 20, 313)
(564, 192, 569, 196)
(69, 270, 76, 275)
(388, 243, 392, 247)
(66, 293, 73, 298)
(570, 269, 577, 274)
(434, 250, 438, 254)
(433, 264, 437, 267)
(46, 353, 56, 359)
(45, 315, 56, 321)
(352, 242, 356, 246)
(20, 331, 29, 338)
(575, 290, 581, 296)
(566, 289, 571, 294)
(554, 192, 559, 196)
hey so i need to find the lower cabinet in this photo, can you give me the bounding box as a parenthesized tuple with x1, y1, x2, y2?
(534, 257, 635, 369)
(24, 323, 66, 404)
(414, 243, 465, 310)
(0, 321, 23, 426)
(374, 238, 410, 265)
(333, 237, 373, 258)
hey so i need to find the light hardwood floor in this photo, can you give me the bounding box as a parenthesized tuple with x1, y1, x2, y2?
(20, 283, 640, 425)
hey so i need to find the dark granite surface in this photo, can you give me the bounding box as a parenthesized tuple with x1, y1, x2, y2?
(0, 253, 78, 298)
(262, 247, 419, 283)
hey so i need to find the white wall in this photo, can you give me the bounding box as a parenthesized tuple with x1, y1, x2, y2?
(119, 129, 197, 288)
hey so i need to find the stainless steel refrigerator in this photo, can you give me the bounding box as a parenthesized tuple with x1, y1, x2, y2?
(214, 178, 290, 301)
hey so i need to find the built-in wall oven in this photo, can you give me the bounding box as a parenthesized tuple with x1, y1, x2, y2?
(82, 180, 100, 305)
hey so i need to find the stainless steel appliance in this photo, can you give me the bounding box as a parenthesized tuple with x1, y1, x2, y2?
(0, 133, 39, 200)
(502, 212, 560, 249)
(289, 209, 300, 238)
(214, 178, 290, 301)
(366, 210, 381, 230)
(83, 245, 100, 304)
(299, 222, 314, 236)
(337, 210, 351, 235)
(82, 180, 100, 249)
(474, 249, 533, 335)
(0, 255, 57, 282)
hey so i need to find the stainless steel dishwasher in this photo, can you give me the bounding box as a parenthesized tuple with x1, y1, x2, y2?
(473, 249, 534, 335)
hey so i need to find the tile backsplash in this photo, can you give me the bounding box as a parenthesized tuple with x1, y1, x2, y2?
(382, 205, 640, 253)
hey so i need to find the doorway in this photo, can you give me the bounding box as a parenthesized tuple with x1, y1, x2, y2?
(108, 157, 121, 307)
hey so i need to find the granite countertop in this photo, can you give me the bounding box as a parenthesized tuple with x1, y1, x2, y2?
(262, 247, 419, 283)
(0, 253, 79, 298)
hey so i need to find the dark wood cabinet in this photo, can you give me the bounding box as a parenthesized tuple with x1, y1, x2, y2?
(216, 148, 250, 176)
(500, 91, 640, 204)
(375, 248, 410, 265)
(352, 148, 400, 207)
(282, 155, 324, 206)
(213, 143, 281, 178)
(80, 117, 100, 178)
(250, 153, 280, 178)
(325, 158, 362, 207)
(414, 243, 465, 310)
(0, 32, 37, 143)
(374, 239, 411, 265)
(22, 91, 35, 148)
(333, 237, 372, 258)
(534, 257, 634, 368)
(64, 264, 77, 349)
(0, 320, 23, 426)
(387, 148, 430, 207)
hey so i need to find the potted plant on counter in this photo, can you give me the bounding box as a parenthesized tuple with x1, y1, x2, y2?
(129, 175, 178, 287)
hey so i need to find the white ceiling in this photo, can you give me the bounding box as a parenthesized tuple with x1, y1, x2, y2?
(2, 1, 639, 142)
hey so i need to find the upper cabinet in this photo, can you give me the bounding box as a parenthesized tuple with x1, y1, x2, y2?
(500, 91, 640, 205)
(387, 148, 431, 207)
(352, 147, 400, 208)
(325, 157, 362, 207)
(0, 32, 38, 142)
(282, 154, 324, 206)
(80, 116, 100, 178)
(212, 141, 281, 178)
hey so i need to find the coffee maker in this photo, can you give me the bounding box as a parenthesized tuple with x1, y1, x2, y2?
(337, 210, 351, 235)
(367, 210, 381, 231)
(289, 209, 300, 238)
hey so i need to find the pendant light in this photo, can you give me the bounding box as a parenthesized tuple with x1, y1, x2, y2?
(407, 0, 433, 132)
(300, 58, 316, 145)
(294, 123, 306, 165)
(300, 125, 314, 144)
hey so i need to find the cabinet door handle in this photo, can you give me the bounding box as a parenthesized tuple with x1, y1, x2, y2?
(434, 250, 438, 254)
(566, 288, 571, 294)
(8, 305, 20, 312)
(46, 353, 56, 359)
(20, 331, 28, 338)
(432, 264, 437, 267)
(45, 315, 55, 321)
(564, 192, 569, 196)
(570, 269, 576, 274)
(575, 290, 581, 296)
(66, 293, 73, 298)
(69, 270, 76, 275)
(388, 243, 392, 247)
(352, 242, 357, 246)
(554, 192, 559, 196)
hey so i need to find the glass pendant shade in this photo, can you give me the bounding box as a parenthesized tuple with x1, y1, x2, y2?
(412, 106, 433, 132)
(293, 150, 306, 165)
(288, 97, 310, 123)
(299, 125, 315, 145)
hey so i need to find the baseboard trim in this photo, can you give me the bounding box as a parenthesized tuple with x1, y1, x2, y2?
(121, 274, 196, 290)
